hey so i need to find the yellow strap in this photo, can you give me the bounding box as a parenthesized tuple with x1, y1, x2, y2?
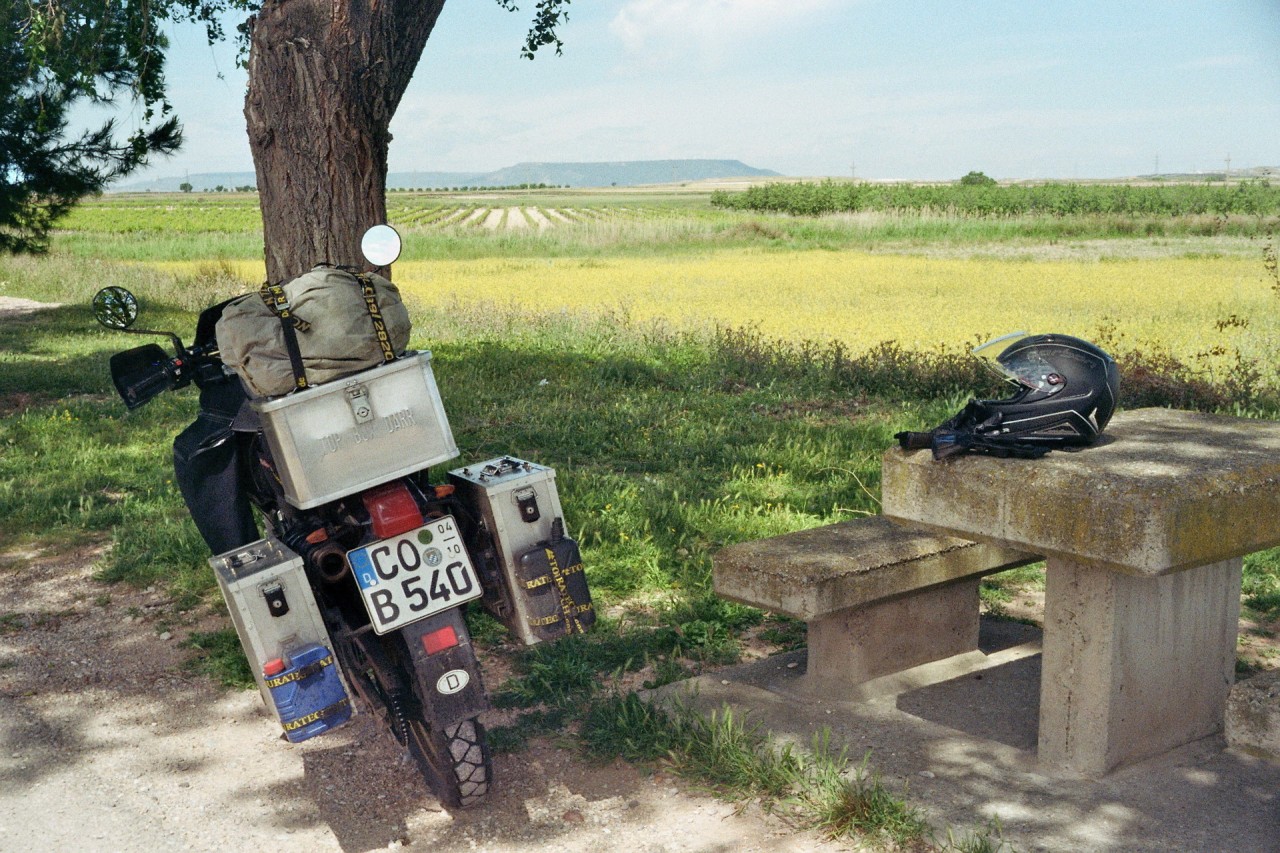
(356, 274, 395, 363)
(546, 548, 586, 635)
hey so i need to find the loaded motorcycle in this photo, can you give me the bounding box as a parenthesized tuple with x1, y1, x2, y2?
(92, 226, 594, 808)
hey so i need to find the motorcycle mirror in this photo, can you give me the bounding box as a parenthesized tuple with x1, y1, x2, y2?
(361, 225, 402, 268)
(93, 286, 139, 330)
(92, 285, 187, 356)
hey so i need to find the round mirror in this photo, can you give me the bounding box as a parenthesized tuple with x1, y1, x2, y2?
(361, 225, 402, 268)
(92, 286, 139, 330)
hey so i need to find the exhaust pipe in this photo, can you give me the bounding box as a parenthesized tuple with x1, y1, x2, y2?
(307, 539, 351, 583)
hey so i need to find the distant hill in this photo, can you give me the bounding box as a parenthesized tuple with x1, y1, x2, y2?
(393, 159, 781, 189)
(112, 159, 780, 193)
(112, 172, 260, 193)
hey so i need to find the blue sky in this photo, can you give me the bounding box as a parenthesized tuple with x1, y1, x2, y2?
(137, 0, 1279, 182)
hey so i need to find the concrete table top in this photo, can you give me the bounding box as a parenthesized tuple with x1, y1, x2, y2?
(882, 407, 1280, 576)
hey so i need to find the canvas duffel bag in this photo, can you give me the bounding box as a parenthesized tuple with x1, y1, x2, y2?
(216, 266, 412, 398)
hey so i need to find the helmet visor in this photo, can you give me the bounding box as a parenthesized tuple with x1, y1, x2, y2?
(973, 332, 1065, 396)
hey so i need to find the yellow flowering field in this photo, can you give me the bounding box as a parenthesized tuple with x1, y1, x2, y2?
(393, 251, 1273, 360)
(151, 250, 1274, 364)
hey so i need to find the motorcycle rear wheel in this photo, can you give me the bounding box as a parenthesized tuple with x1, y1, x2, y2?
(406, 715, 491, 808)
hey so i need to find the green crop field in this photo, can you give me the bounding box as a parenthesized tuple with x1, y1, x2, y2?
(44, 186, 1280, 385)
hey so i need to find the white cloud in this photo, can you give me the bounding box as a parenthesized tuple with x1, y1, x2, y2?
(608, 0, 840, 68)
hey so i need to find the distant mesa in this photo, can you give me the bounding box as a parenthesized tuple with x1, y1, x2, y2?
(112, 159, 782, 193)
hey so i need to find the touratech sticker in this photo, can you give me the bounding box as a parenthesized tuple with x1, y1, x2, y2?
(523, 560, 584, 591)
(436, 669, 470, 695)
(263, 654, 335, 689)
(281, 697, 350, 731)
(528, 602, 594, 627)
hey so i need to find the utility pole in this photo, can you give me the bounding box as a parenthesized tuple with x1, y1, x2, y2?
(1225, 154, 1231, 182)
(850, 161, 856, 182)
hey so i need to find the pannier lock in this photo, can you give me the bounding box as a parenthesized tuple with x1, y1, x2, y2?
(345, 382, 374, 424)
(262, 583, 290, 617)
(514, 487, 541, 523)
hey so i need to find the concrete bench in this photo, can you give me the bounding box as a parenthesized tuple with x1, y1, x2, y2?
(883, 407, 1280, 776)
(713, 515, 1036, 694)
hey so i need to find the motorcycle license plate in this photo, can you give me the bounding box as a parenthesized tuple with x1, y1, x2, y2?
(346, 516, 481, 635)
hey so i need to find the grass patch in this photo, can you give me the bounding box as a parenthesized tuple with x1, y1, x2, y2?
(941, 821, 1015, 853)
(980, 564, 1046, 622)
(1244, 547, 1280, 619)
(757, 616, 807, 652)
(795, 744, 930, 844)
(580, 695, 930, 847)
(182, 627, 254, 689)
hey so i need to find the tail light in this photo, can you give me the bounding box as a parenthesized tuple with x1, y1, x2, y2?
(361, 482, 424, 539)
(422, 625, 459, 654)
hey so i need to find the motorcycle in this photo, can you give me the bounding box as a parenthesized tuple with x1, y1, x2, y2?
(92, 226, 594, 808)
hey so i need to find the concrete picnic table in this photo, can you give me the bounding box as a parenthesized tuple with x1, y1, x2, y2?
(882, 407, 1280, 776)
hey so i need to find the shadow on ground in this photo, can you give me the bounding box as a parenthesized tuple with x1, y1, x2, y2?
(659, 617, 1280, 853)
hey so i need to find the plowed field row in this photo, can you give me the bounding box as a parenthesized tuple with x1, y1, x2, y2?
(388, 205, 659, 231)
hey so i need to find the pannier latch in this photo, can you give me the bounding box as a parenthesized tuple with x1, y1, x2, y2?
(345, 382, 374, 424)
(228, 546, 266, 571)
(262, 583, 291, 617)
(514, 487, 541, 523)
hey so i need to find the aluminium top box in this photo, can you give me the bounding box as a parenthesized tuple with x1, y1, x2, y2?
(253, 351, 459, 509)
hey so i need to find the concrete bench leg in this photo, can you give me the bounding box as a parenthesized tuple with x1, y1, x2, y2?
(802, 578, 981, 694)
(1039, 556, 1243, 776)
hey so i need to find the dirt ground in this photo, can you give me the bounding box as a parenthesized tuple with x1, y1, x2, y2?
(0, 545, 864, 853)
(0, 296, 64, 319)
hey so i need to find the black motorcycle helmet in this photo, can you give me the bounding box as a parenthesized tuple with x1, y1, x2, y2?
(972, 332, 1120, 445)
(897, 332, 1120, 459)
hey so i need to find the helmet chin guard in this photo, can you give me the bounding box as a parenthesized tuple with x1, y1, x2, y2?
(896, 333, 1120, 460)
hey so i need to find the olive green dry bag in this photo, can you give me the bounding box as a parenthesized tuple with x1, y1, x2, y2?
(216, 266, 411, 398)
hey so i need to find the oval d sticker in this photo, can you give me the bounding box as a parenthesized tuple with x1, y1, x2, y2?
(436, 669, 470, 695)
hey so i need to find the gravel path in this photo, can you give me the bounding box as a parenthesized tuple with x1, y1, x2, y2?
(0, 546, 856, 853)
(0, 296, 64, 318)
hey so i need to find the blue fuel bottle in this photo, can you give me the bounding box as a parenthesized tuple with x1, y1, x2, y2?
(263, 642, 352, 742)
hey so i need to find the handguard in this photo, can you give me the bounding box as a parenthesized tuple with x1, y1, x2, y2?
(109, 343, 182, 409)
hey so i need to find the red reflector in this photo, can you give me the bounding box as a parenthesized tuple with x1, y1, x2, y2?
(263, 658, 286, 677)
(362, 482, 424, 539)
(422, 626, 459, 655)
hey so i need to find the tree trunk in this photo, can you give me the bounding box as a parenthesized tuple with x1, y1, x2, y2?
(244, 0, 446, 283)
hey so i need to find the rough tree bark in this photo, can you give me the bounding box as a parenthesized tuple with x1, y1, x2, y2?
(244, 0, 446, 283)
